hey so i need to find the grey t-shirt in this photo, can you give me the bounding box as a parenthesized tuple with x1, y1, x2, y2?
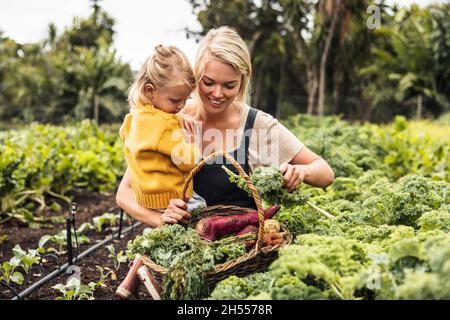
(186, 103, 305, 172)
(239, 104, 304, 172)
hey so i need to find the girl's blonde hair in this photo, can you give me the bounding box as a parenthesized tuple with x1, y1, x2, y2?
(128, 45, 196, 108)
(194, 26, 252, 103)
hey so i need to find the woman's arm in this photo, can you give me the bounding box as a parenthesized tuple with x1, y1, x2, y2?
(281, 146, 335, 191)
(116, 168, 164, 227)
(116, 167, 192, 227)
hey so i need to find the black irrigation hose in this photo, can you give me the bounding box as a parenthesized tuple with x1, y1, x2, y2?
(71, 203, 80, 264)
(66, 216, 73, 266)
(10, 220, 142, 300)
(1, 280, 22, 300)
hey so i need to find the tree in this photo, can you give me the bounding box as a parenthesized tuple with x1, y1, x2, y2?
(72, 38, 130, 123)
(187, 0, 309, 116)
(359, 4, 450, 120)
(186, 0, 376, 118)
(0, 1, 132, 124)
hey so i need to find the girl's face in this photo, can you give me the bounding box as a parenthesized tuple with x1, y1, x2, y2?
(148, 82, 192, 114)
(198, 59, 242, 116)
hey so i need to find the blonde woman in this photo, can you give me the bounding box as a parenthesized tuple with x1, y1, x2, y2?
(115, 27, 335, 299)
(117, 26, 334, 227)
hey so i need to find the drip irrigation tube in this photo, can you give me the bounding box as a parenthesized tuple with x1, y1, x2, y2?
(10, 221, 142, 300)
(1, 280, 21, 300)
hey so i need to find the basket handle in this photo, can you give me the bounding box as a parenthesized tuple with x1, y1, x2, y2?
(182, 150, 266, 252)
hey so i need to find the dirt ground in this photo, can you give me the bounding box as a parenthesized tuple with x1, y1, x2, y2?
(0, 191, 153, 300)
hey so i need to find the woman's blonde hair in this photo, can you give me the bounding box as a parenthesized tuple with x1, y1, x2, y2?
(128, 45, 196, 108)
(194, 26, 252, 103)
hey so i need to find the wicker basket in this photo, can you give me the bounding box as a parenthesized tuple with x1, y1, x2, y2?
(139, 150, 293, 292)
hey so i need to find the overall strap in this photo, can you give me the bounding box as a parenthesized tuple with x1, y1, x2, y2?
(193, 107, 259, 209)
(234, 107, 258, 173)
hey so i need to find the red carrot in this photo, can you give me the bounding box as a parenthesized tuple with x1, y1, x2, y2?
(236, 225, 259, 236)
(196, 205, 280, 241)
(235, 225, 259, 250)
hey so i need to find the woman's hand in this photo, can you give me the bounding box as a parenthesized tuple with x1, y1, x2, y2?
(161, 199, 191, 225)
(279, 163, 306, 192)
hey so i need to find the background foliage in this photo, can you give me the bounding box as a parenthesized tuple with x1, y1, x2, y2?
(1, 1, 450, 125)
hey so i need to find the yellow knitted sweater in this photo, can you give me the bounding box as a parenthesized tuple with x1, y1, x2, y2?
(119, 102, 200, 209)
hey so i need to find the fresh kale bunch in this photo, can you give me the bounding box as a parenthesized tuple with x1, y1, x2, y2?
(127, 224, 193, 268)
(222, 165, 335, 220)
(162, 246, 215, 300)
(127, 224, 248, 300)
(222, 165, 310, 208)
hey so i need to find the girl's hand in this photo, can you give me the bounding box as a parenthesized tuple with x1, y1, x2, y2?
(182, 117, 195, 134)
(161, 199, 191, 225)
(279, 163, 306, 192)
(182, 116, 197, 144)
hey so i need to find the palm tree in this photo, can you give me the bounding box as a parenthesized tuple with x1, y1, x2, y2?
(367, 5, 449, 119)
(316, 0, 342, 117)
(73, 38, 129, 123)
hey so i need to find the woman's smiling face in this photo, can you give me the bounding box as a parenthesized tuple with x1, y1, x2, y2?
(198, 59, 242, 115)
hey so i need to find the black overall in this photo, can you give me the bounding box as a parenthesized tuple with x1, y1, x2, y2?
(193, 108, 258, 209)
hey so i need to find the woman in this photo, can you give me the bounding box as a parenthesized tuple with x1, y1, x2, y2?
(115, 26, 334, 300)
(116, 26, 334, 228)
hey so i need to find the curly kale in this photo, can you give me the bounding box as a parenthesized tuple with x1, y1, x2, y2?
(127, 224, 247, 299)
(271, 276, 332, 300)
(207, 117, 450, 300)
(222, 165, 310, 208)
(162, 247, 215, 300)
(394, 270, 445, 299)
(393, 234, 450, 299)
(358, 175, 449, 227)
(417, 208, 450, 232)
(209, 273, 274, 300)
(252, 166, 310, 207)
(388, 175, 446, 226)
(213, 243, 246, 264)
(127, 224, 191, 268)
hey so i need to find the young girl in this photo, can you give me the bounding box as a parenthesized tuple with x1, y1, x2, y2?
(116, 45, 205, 300)
(119, 44, 205, 213)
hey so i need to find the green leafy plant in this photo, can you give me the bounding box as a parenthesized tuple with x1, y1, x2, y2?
(0, 245, 41, 285)
(0, 121, 125, 224)
(127, 224, 252, 300)
(107, 244, 128, 270)
(52, 266, 115, 300)
(222, 165, 335, 219)
(38, 225, 91, 255)
(52, 277, 97, 300)
(92, 212, 122, 232)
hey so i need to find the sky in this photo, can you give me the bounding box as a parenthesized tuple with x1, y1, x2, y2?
(0, 0, 446, 70)
(0, 0, 202, 69)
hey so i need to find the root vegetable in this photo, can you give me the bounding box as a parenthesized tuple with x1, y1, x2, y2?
(236, 225, 259, 236)
(236, 225, 259, 251)
(266, 237, 283, 246)
(263, 231, 285, 247)
(196, 205, 280, 241)
(264, 219, 281, 234)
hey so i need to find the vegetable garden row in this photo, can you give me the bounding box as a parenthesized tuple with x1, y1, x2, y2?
(1, 115, 449, 299)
